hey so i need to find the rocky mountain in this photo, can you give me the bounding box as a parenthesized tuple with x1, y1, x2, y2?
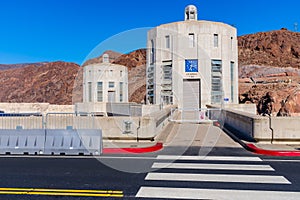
(0, 62, 80, 105)
(0, 62, 47, 71)
(239, 28, 300, 70)
(238, 28, 300, 116)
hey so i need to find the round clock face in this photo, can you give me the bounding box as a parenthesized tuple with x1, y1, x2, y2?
(185, 59, 198, 72)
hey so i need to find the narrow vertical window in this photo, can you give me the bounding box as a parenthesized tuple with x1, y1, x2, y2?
(97, 82, 103, 102)
(211, 60, 222, 104)
(214, 34, 219, 47)
(150, 39, 155, 64)
(88, 82, 92, 102)
(120, 70, 123, 77)
(230, 62, 235, 102)
(189, 33, 195, 48)
(230, 37, 233, 50)
(109, 70, 113, 77)
(119, 82, 123, 102)
(165, 35, 170, 49)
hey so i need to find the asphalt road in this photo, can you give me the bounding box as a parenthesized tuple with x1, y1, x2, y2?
(0, 145, 299, 200)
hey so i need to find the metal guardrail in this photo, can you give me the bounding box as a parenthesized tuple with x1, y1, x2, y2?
(169, 108, 221, 123)
(0, 113, 43, 129)
(45, 113, 96, 130)
(0, 113, 97, 130)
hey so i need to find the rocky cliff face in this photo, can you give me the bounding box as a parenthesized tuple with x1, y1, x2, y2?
(0, 62, 47, 71)
(0, 62, 80, 105)
(239, 28, 300, 69)
(238, 29, 300, 115)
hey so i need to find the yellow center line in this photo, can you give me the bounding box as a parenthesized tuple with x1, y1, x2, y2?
(0, 188, 123, 194)
(0, 188, 124, 198)
(0, 191, 124, 197)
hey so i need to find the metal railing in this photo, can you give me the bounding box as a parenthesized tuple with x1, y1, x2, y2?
(0, 113, 96, 130)
(169, 108, 221, 123)
(45, 113, 96, 130)
(0, 113, 43, 129)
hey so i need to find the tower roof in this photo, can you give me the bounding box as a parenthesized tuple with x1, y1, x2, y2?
(185, 5, 198, 21)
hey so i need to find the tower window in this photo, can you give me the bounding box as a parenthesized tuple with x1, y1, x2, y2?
(214, 34, 219, 47)
(189, 33, 195, 48)
(230, 62, 235, 102)
(119, 82, 123, 102)
(109, 70, 113, 77)
(109, 82, 115, 88)
(165, 35, 170, 49)
(211, 60, 223, 104)
(88, 82, 92, 102)
(97, 82, 103, 102)
(150, 39, 155, 64)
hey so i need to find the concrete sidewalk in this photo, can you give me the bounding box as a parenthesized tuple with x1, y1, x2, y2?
(102, 120, 300, 156)
(156, 122, 240, 148)
(219, 122, 300, 156)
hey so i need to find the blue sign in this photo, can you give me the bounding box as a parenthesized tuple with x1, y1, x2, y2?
(185, 59, 198, 72)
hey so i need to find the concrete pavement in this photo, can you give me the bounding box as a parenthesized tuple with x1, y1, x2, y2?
(103, 120, 300, 157)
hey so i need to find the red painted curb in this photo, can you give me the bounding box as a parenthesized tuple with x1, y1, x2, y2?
(102, 143, 163, 154)
(246, 143, 300, 157)
(213, 121, 300, 157)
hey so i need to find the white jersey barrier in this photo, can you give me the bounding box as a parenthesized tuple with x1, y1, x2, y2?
(0, 113, 102, 155)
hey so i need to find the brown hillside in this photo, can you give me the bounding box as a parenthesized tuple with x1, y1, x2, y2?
(0, 62, 80, 105)
(239, 28, 300, 70)
(238, 29, 300, 115)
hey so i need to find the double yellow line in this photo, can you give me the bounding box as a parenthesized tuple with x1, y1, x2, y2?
(0, 187, 124, 198)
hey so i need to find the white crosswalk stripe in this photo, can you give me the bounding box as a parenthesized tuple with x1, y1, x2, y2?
(136, 155, 299, 200)
(145, 172, 290, 184)
(136, 187, 300, 200)
(156, 155, 263, 161)
(152, 162, 275, 171)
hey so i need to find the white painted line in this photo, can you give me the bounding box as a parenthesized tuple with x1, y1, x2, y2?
(263, 159, 300, 163)
(0, 156, 157, 160)
(157, 155, 262, 162)
(152, 162, 275, 171)
(145, 173, 291, 184)
(136, 187, 300, 200)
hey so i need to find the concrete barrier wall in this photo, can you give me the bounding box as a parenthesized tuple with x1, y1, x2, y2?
(219, 109, 300, 143)
(207, 104, 257, 115)
(46, 115, 96, 129)
(271, 117, 300, 142)
(0, 103, 74, 114)
(0, 110, 171, 141)
(95, 106, 172, 140)
(219, 109, 272, 141)
(76, 102, 143, 116)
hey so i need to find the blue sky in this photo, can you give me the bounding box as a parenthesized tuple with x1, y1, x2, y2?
(0, 0, 299, 65)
